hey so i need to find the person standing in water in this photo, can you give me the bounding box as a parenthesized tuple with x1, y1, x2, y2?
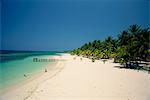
(45, 69, 47, 72)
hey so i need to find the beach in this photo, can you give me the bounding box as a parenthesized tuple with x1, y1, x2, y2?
(1, 54, 150, 100)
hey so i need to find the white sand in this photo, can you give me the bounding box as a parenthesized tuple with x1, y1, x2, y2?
(1, 54, 150, 100)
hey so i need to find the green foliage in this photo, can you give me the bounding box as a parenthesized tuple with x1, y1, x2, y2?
(92, 57, 95, 62)
(70, 24, 150, 67)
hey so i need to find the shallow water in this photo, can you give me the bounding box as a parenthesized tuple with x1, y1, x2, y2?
(0, 51, 59, 90)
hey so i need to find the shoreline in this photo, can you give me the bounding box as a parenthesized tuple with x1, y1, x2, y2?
(0, 53, 67, 92)
(1, 54, 150, 100)
(0, 54, 67, 99)
(0, 54, 58, 91)
(0, 61, 57, 94)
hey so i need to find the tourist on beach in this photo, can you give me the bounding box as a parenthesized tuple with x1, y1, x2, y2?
(45, 69, 47, 72)
(24, 74, 27, 77)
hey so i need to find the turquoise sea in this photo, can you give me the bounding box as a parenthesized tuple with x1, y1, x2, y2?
(0, 50, 60, 90)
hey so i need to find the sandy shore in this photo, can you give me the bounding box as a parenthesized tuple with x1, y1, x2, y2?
(1, 54, 150, 100)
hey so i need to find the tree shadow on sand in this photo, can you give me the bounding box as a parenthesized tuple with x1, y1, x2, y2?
(114, 62, 150, 74)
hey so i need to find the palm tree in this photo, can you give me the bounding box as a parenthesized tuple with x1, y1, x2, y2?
(70, 24, 149, 68)
(128, 24, 141, 34)
(137, 28, 150, 61)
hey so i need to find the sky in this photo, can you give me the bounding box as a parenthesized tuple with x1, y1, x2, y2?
(0, 0, 150, 51)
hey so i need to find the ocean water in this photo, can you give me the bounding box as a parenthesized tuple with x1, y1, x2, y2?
(0, 50, 60, 90)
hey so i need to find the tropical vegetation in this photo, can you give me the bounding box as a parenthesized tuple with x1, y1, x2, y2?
(70, 25, 150, 69)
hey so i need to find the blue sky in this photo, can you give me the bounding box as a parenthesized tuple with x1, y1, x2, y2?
(1, 0, 150, 51)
